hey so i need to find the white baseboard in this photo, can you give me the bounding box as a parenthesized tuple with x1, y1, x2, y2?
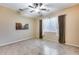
(65, 43, 79, 48)
(0, 36, 33, 47)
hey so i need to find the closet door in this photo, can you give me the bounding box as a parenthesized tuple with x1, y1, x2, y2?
(58, 15, 66, 43)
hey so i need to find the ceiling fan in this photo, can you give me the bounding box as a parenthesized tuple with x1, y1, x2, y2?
(19, 3, 49, 13)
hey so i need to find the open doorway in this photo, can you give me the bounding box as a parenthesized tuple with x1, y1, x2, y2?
(39, 15, 65, 44)
(42, 17, 59, 42)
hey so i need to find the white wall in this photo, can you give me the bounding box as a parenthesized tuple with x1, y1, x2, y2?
(0, 6, 34, 46)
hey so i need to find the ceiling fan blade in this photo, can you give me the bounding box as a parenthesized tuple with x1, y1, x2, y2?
(40, 9, 47, 10)
(28, 5, 34, 8)
(19, 9, 24, 11)
(30, 10, 34, 13)
(19, 8, 28, 11)
(40, 8, 49, 12)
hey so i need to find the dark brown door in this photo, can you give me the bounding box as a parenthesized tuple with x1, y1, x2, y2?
(39, 19, 43, 39)
(58, 15, 66, 44)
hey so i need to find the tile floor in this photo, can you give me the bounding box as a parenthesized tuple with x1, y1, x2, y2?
(0, 39, 79, 55)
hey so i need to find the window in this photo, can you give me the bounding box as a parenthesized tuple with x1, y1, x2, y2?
(43, 17, 58, 33)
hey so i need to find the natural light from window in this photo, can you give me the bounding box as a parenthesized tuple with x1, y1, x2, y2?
(43, 17, 58, 33)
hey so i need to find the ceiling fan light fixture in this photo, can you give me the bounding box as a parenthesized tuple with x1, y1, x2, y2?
(35, 8, 40, 12)
(39, 3, 43, 7)
(18, 3, 51, 17)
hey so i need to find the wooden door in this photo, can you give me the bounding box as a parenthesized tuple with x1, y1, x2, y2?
(39, 19, 43, 39)
(58, 15, 66, 44)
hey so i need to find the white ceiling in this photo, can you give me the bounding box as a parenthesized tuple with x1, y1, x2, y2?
(0, 3, 77, 17)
